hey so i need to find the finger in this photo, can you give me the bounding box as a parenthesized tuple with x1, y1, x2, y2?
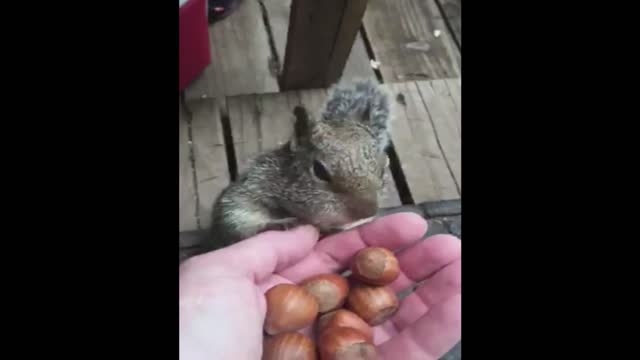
(390, 258, 461, 331)
(279, 212, 427, 283)
(377, 294, 461, 360)
(386, 234, 462, 293)
(257, 274, 293, 294)
(196, 225, 319, 283)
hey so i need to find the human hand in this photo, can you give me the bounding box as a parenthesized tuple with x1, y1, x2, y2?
(179, 212, 461, 360)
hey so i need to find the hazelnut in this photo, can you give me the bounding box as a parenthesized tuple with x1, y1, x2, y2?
(350, 247, 400, 286)
(301, 274, 350, 313)
(264, 284, 319, 335)
(317, 309, 373, 343)
(317, 326, 378, 360)
(346, 285, 399, 326)
(263, 332, 317, 360)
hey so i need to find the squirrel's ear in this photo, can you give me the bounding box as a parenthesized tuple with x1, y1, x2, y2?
(323, 79, 392, 152)
(290, 105, 315, 151)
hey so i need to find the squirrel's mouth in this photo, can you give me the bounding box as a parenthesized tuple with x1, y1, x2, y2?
(315, 216, 376, 233)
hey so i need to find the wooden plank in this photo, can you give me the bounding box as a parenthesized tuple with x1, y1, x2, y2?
(280, 0, 369, 90)
(184, 0, 278, 101)
(179, 99, 199, 232)
(189, 98, 230, 229)
(264, 0, 375, 83)
(445, 78, 461, 115)
(416, 80, 461, 191)
(363, 0, 460, 82)
(228, 92, 300, 174)
(298, 89, 401, 207)
(341, 34, 377, 82)
(436, 0, 461, 46)
(180, 229, 208, 249)
(259, 0, 290, 71)
(384, 82, 459, 203)
(379, 168, 402, 207)
(323, 0, 370, 83)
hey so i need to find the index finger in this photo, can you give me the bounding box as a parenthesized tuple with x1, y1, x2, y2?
(278, 212, 428, 283)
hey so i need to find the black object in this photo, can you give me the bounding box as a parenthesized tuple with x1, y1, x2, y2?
(208, 0, 241, 23)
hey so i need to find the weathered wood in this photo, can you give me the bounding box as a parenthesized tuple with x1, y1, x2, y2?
(260, 0, 376, 83)
(342, 34, 377, 82)
(416, 80, 461, 191)
(324, 0, 370, 83)
(259, 0, 290, 72)
(184, 0, 278, 101)
(363, 0, 460, 82)
(384, 82, 459, 203)
(180, 229, 208, 249)
(228, 92, 300, 174)
(180, 99, 199, 232)
(379, 168, 402, 208)
(298, 88, 401, 207)
(280, 0, 369, 90)
(436, 0, 461, 47)
(188, 98, 230, 229)
(445, 78, 461, 115)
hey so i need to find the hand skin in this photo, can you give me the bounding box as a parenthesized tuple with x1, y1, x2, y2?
(179, 212, 461, 360)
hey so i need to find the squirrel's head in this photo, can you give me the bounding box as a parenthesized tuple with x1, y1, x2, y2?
(284, 80, 392, 230)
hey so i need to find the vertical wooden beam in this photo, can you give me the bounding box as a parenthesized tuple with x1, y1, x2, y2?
(280, 0, 369, 90)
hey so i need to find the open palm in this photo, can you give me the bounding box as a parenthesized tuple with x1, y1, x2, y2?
(179, 213, 461, 360)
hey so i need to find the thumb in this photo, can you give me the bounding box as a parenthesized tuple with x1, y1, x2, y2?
(207, 226, 320, 283)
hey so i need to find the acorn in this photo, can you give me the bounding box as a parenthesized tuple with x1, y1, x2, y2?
(350, 247, 400, 286)
(317, 326, 378, 360)
(264, 284, 320, 335)
(317, 309, 374, 343)
(346, 285, 399, 326)
(300, 274, 350, 313)
(262, 332, 317, 360)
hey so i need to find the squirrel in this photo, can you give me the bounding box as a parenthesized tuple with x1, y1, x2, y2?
(202, 79, 393, 251)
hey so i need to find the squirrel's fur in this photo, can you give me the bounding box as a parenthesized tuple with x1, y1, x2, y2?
(203, 79, 393, 250)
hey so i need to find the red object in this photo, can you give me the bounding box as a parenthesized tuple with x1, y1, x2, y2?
(179, 0, 211, 91)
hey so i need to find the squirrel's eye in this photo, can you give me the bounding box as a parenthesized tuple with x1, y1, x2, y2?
(312, 160, 331, 182)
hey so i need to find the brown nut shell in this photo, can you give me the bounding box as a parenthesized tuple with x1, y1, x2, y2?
(317, 309, 373, 343)
(300, 274, 350, 313)
(317, 326, 378, 360)
(346, 285, 399, 326)
(350, 247, 400, 286)
(263, 332, 317, 360)
(264, 284, 319, 335)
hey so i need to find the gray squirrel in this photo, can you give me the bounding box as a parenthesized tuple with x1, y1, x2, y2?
(203, 79, 393, 251)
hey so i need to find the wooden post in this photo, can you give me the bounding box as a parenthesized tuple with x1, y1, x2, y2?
(280, 0, 369, 90)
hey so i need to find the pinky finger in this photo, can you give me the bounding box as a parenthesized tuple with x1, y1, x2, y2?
(377, 294, 461, 360)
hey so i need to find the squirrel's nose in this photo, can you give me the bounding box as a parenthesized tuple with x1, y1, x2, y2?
(349, 195, 378, 220)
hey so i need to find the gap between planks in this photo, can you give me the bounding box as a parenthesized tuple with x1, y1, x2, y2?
(382, 79, 460, 203)
(179, 98, 199, 231)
